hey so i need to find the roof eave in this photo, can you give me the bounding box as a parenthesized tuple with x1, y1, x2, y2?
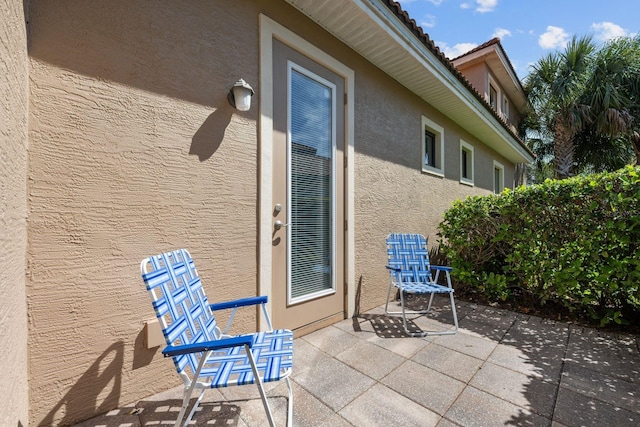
(284, 0, 534, 164)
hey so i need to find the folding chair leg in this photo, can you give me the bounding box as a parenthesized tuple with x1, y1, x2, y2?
(285, 377, 293, 427)
(399, 290, 428, 337)
(385, 288, 431, 316)
(174, 391, 190, 427)
(175, 351, 210, 426)
(426, 293, 435, 312)
(449, 291, 459, 333)
(180, 388, 206, 427)
(393, 290, 459, 337)
(384, 282, 395, 315)
(246, 344, 276, 427)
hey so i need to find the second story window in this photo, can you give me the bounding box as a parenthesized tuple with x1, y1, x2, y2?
(489, 84, 498, 110)
(502, 96, 510, 120)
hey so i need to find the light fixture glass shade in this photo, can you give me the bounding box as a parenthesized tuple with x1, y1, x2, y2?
(231, 79, 254, 111)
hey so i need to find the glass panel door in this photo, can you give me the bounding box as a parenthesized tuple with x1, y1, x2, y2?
(270, 38, 345, 333)
(288, 64, 336, 304)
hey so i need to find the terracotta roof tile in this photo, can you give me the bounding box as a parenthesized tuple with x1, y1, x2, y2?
(451, 37, 501, 61)
(382, 1, 531, 156)
(452, 37, 525, 96)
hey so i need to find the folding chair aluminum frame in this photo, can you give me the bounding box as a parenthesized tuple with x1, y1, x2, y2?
(141, 249, 293, 427)
(385, 233, 459, 337)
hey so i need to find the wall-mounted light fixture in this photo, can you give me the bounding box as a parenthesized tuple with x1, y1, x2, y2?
(228, 78, 254, 111)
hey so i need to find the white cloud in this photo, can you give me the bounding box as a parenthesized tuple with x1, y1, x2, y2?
(427, 0, 444, 5)
(436, 41, 478, 59)
(492, 28, 512, 39)
(420, 14, 437, 29)
(591, 22, 630, 42)
(476, 0, 498, 12)
(539, 26, 570, 50)
(460, 0, 498, 13)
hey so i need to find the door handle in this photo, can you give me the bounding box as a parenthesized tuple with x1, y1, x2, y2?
(274, 220, 289, 230)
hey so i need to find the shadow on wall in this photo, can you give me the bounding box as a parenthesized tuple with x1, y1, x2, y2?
(39, 342, 124, 426)
(28, 1, 258, 108)
(190, 105, 235, 162)
(132, 326, 159, 370)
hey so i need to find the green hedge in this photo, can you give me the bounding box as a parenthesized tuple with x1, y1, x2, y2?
(438, 165, 640, 326)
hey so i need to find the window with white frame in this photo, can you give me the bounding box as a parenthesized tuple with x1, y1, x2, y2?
(502, 96, 510, 121)
(460, 140, 474, 185)
(493, 160, 504, 194)
(422, 116, 444, 176)
(489, 84, 498, 110)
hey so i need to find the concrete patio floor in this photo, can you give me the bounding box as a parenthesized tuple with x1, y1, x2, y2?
(74, 298, 639, 427)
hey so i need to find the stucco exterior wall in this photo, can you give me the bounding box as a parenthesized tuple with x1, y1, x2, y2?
(253, 5, 512, 315)
(350, 63, 506, 312)
(457, 62, 488, 100)
(25, 0, 519, 424)
(27, 1, 263, 424)
(0, 0, 29, 425)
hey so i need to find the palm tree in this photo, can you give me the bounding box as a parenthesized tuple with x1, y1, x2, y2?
(578, 35, 640, 167)
(525, 36, 596, 179)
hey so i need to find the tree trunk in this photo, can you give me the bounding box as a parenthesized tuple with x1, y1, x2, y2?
(514, 163, 527, 186)
(554, 121, 574, 179)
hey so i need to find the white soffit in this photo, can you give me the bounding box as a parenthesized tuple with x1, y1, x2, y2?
(285, 0, 534, 164)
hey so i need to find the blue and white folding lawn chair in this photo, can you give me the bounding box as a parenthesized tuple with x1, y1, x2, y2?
(385, 233, 458, 337)
(140, 249, 293, 427)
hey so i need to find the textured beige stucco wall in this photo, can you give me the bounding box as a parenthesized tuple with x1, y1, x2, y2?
(27, 1, 263, 424)
(248, 4, 516, 314)
(25, 0, 519, 424)
(457, 62, 488, 99)
(0, 0, 29, 425)
(351, 62, 508, 312)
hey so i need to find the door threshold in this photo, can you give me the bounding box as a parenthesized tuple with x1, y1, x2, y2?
(292, 312, 345, 338)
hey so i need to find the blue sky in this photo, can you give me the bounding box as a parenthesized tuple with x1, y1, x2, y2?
(396, 0, 640, 79)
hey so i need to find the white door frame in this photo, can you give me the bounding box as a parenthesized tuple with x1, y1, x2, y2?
(259, 14, 355, 330)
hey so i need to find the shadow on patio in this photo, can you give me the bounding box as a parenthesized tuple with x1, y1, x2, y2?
(74, 298, 639, 427)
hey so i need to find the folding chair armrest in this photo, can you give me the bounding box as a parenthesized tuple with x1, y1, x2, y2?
(162, 335, 253, 357)
(431, 265, 453, 272)
(385, 265, 401, 272)
(209, 296, 268, 312)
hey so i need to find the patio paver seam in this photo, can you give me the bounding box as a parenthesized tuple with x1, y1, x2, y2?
(447, 384, 554, 425)
(556, 375, 640, 416)
(547, 324, 575, 423)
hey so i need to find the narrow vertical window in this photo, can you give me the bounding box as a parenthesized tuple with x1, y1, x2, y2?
(425, 130, 436, 168)
(489, 84, 498, 110)
(460, 140, 474, 186)
(493, 160, 504, 194)
(502, 96, 510, 119)
(421, 116, 444, 176)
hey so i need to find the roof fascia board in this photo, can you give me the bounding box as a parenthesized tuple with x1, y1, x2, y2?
(359, 0, 479, 110)
(355, 0, 532, 162)
(496, 49, 522, 94)
(360, 3, 453, 82)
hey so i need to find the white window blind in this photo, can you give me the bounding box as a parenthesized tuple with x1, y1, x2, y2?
(288, 66, 336, 302)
